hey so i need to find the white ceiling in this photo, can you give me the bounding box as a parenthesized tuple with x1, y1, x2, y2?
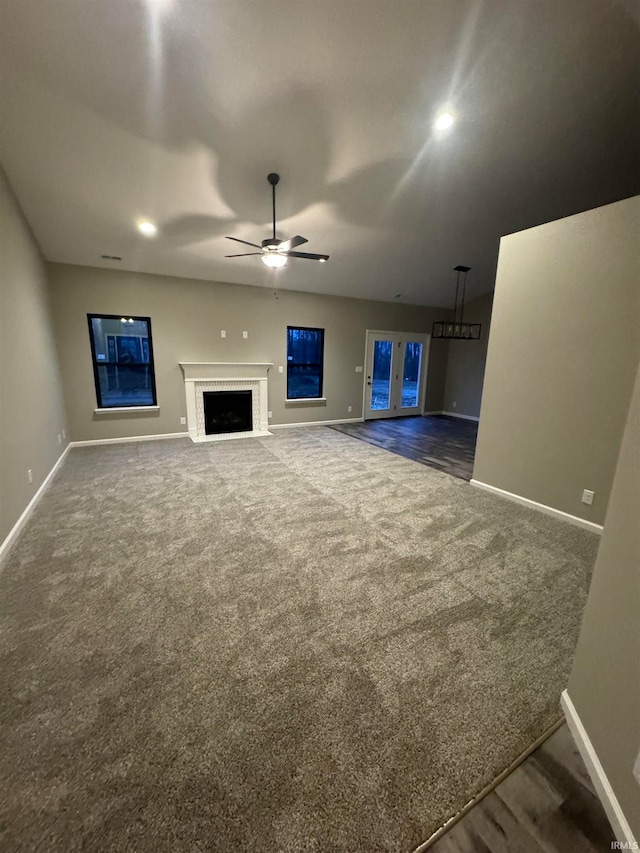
(0, 0, 638, 307)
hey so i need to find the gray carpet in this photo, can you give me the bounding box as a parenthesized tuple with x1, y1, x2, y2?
(0, 428, 598, 852)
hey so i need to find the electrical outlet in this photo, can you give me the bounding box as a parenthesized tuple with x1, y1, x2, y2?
(180, 417, 186, 425)
(220, 330, 226, 338)
(348, 406, 353, 413)
(242, 330, 248, 339)
(268, 411, 272, 419)
(355, 366, 363, 373)
(452, 401, 457, 408)
(581, 489, 595, 505)
(57, 433, 62, 445)
(27, 469, 33, 484)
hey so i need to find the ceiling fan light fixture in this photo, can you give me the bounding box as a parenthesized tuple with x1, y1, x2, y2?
(262, 253, 287, 269)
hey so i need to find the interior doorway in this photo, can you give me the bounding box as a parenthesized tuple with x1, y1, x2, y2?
(363, 331, 430, 420)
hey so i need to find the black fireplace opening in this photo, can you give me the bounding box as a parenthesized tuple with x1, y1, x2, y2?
(203, 390, 253, 435)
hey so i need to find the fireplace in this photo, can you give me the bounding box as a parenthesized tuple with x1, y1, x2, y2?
(203, 390, 253, 435)
(179, 362, 273, 443)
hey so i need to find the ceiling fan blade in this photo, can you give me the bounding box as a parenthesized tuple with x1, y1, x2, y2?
(277, 235, 308, 252)
(284, 251, 330, 261)
(226, 236, 262, 249)
(225, 252, 262, 257)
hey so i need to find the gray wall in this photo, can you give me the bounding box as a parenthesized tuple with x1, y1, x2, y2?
(473, 196, 639, 526)
(0, 169, 68, 546)
(568, 355, 640, 839)
(48, 263, 448, 442)
(442, 291, 493, 419)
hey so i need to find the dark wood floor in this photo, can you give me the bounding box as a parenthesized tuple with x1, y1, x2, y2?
(426, 723, 615, 853)
(330, 415, 478, 481)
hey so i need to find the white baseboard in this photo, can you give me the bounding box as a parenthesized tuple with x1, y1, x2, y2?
(561, 690, 636, 846)
(442, 411, 480, 422)
(0, 444, 71, 565)
(270, 417, 364, 429)
(69, 432, 189, 447)
(424, 411, 480, 422)
(470, 479, 603, 534)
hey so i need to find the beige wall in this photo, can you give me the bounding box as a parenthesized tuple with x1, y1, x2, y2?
(48, 263, 449, 441)
(473, 196, 640, 526)
(0, 168, 68, 546)
(568, 355, 640, 839)
(442, 291, 493, 419)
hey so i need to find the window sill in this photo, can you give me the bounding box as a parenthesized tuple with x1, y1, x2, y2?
(285, 398, 327, 404)
(94, 406, 159, 414)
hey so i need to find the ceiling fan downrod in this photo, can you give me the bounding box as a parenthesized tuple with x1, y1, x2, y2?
(268, 173, 279, 241)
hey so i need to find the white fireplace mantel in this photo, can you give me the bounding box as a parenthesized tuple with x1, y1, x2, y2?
(179, 362, 273, 442)
(179, 362, 273, 382)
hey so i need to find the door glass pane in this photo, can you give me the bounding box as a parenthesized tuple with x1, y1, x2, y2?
(371, 340, 393, 410)
(401, 342, 422, 408)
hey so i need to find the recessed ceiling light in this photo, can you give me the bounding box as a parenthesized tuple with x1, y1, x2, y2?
(435, 112, 455, 130)
(137, 220, 157, 237)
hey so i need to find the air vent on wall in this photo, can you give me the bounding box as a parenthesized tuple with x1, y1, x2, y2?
(101, 254, 122, 261)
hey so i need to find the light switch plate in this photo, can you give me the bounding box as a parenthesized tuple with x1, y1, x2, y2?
(220, 330, 226, 338)
(355, 366, 363, 373)
(243, 331, 248, 339)
(278, 365, 283, 373)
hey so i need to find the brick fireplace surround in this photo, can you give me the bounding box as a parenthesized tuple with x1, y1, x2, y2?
(179, 362, 273, 443)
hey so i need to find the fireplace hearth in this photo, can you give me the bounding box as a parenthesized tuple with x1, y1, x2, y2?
(203, 390, 253, 435)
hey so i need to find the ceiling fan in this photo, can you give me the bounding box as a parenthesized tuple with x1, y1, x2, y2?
(225, 173, 329, 268)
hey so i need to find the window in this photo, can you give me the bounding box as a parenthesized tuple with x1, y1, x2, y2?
(287, 326, 324, 399)
(87, 314, 157, 408)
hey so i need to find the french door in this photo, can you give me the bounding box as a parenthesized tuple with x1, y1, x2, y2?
(364, 331, 430, 420)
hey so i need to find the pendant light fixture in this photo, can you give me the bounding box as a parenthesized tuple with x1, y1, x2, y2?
(432, 265, 481, 340)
